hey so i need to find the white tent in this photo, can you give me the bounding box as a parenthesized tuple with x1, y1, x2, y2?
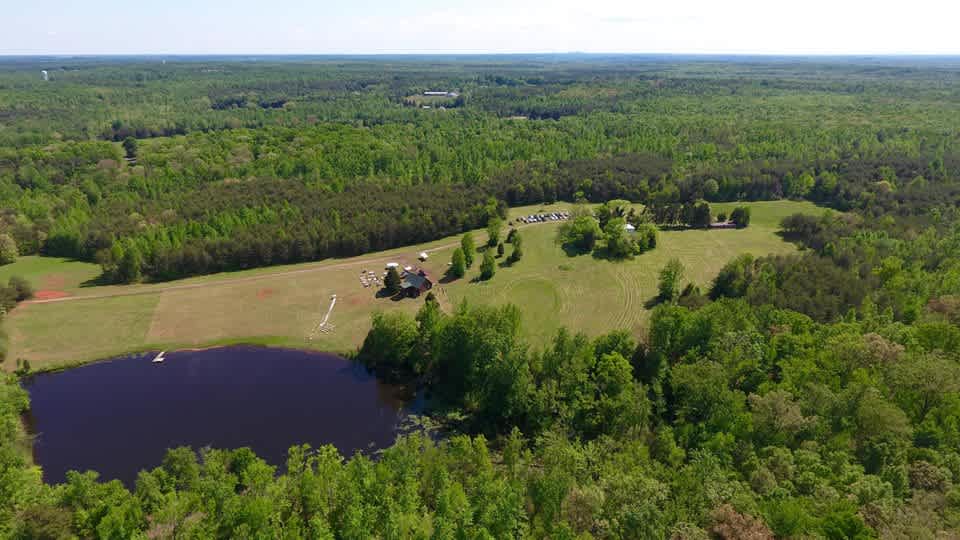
(385, 262, 400, 269)
(418, 252, 429, 261)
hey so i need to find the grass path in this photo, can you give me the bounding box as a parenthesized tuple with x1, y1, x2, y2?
(21, 239, 468, 306)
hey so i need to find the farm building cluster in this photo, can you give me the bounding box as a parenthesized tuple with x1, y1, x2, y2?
(362, 257, 435, 298)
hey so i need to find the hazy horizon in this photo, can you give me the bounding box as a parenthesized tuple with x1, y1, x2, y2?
(4, 53, 960, 59)
(4, 0, 959, 56)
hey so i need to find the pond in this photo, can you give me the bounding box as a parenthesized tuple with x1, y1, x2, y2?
(23, 346, 419, 486)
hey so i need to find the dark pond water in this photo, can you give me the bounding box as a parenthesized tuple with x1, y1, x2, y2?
(23, 346, 418, 487)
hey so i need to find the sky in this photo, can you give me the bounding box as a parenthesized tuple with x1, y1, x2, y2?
(3, 0, 959, 56)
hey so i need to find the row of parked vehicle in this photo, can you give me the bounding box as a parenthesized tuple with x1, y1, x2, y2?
(517, 211, 570, 224)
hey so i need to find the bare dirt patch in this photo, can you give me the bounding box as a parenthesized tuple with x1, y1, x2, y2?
(34, 290, 70, 301)
(256, 288, 274, 299)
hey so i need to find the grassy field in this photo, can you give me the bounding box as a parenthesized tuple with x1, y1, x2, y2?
(0, 256, 100, 294)
(2, 200, 825, 370)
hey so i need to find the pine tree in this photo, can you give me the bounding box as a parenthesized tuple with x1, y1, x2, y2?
(461, 233, 475, 267)
(480, 250, 496, 280)
(487, 217, 503, 247)
(385, 266, 402, 295)
(508, 232, 524, 264)
(451, 248, 467, 278)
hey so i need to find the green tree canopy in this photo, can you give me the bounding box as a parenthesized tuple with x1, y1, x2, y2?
(731, 207, 751, 228)
(658, 258, 685, 303)
(385, 266, 402, 295)
(487, 217, 503, 247)
(480, 249, 496, 280)
(461, 232, 476, 267)
(557, 214, 603, 254)
(451, 247, 467, 278)
(603, 217, 639, 259)
(0, 234, 17, 265)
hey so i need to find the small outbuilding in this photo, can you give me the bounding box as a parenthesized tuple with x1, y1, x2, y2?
(624, 223, 637, 233)
(418, 252, 429, 261)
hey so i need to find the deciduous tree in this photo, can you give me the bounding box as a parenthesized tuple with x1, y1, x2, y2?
(0, 234, 17, 265)
(658, 258, 685, 303)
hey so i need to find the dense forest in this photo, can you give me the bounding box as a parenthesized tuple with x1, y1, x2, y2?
(3, 56, 960, 537)
(2, 56, 960, 281)
(5, 202, 960, 537)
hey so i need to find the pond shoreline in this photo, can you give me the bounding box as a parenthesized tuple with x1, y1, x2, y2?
(22, 345, 421, 486)
(16, 337, 357, 376)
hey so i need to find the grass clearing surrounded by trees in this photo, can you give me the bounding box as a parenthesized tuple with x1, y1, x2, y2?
(3, 200, 823, 370)
(0, 256, 100, 294)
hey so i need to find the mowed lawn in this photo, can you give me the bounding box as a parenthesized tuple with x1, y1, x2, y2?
(3, 200, 825, 370)
(0, 256, 100, 294)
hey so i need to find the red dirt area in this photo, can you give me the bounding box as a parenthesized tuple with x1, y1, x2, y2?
(256, 288, 274, 299)
(33, 290, 70, 301)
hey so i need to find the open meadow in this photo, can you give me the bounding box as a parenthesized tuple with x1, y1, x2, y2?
(3, 200, 824, 370)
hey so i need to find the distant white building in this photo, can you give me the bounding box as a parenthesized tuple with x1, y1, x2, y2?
(41, 70, 49, 81)
(424, 91, 459, 97)
(624, 223, 637, 233)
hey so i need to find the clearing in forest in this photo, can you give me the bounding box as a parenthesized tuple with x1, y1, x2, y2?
(2, 200, 824, 370)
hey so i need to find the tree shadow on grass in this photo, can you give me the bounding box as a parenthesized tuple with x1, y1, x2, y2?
(590, 247, 636, 262)
(438, 271, 462, 285)
(560, 243, 592, 258)
(644, 296, 666, 309)
(80, 274, 115, 288)
(776, 230, 811, 249)
(498, 255, 522, 269)
(375, 288, 406, 302)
